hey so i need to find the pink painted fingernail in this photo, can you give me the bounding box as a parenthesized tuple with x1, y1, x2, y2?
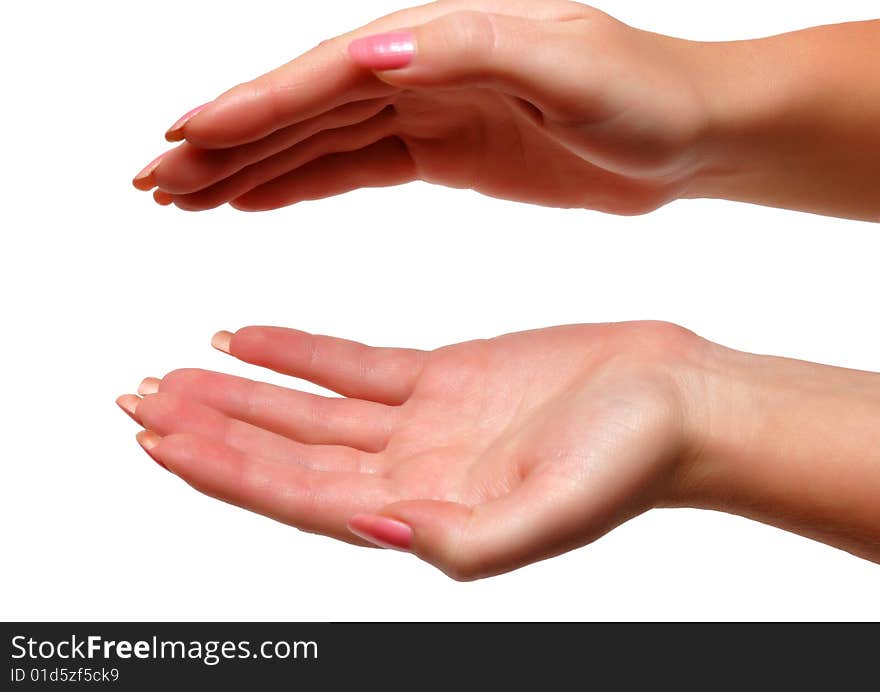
(132, 153, 164, 191)
(165, 102, 210, 142)
(348, 514, 413, 551)
(348, 31, 416, 71)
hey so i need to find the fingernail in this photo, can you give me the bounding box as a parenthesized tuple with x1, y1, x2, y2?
(115, 394, 142, 423)
(165, 102, 210, 142)
(348, 31, 416, 71)
(138, 377, 161, 396)
(153, 190, 174, 206)
(136, 430, 167, 470)
(132, 154, 164, 191)
(211, 330, 233, 354)
(348, 514, 413, 551)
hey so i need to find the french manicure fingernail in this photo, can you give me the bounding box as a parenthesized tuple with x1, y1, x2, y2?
(136, 430, 167, 470)
(211, 330, 233, 354)
(348, 514, 413, 551)
(165, 102, 210, 142)
(132, 154, 164, 191)
(348, 31, 416, 71)
(115, 394, 142, 422)
(138, 377, 161, 396)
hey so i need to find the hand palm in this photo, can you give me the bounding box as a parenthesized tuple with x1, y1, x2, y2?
(123, 322, 689, 579)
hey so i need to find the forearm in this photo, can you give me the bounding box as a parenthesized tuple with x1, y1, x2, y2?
(684, 19, 880, 221)
(674, 341, 880, 562)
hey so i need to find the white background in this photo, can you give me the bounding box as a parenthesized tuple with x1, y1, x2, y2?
(2, 0, 878, 621)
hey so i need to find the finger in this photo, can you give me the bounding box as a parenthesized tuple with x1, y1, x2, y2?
(347, 10, 601, 122)
(137, 431, 393, 542)
(151, 97, 393, 195)
(225, 136, 415, 212)
(153, 189, 174, 206)
(167, 109, 403, 212)
(212, 327, 426, 406)
(133, 391, 378, 473)
(178, 45, 394, 149)
(155, 368, 395, 453)
(170, 1, 593, 148)
(173, 0, 452, 148)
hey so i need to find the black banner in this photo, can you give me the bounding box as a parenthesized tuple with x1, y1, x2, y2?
(1, 622, 874, 689)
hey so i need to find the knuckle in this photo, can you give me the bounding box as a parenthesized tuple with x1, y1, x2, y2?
(307, 392, 333, 428)
(440, 10, 497, 65)
(441, 549, 488, 582)
(440, 509, 486, 582)
(443, 562, 481, 582)
(603, 321, 703, 377)
(235, 450, 266, 497)
(633, 319, 694, 338)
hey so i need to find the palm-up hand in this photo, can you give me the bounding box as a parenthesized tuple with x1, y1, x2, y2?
(117, 321, 700, 579)
(133, 0, 711, 215)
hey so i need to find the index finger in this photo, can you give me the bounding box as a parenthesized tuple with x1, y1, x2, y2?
(178, 4, 434, 148)
(175, 0, 575, 147)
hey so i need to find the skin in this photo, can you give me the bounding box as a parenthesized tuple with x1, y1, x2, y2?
(122, 1, 880, 578)
(133, 0, 880, 220)
(118, 322, 880, 580)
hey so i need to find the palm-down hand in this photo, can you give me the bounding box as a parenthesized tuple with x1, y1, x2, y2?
(134, 0, 710, 215)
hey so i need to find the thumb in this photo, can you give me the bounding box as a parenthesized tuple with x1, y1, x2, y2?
(347, 472, 619, 581)
(346, 11, 580, 116)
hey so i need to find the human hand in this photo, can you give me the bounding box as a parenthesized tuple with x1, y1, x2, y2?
(132, 0, 715, 215)
(117, 321, 703, 579)
(133, 2, 880, 220)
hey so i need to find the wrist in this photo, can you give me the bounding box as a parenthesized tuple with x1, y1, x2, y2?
(616, 33, 767, 206)
(664, 340, 768, 509)
(668, 336, 880, 561)
(602, 322, 738, 509)
(681, 21, 880, 220)
(676, 36, 789, 205)
(651, 329, 749, 509)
